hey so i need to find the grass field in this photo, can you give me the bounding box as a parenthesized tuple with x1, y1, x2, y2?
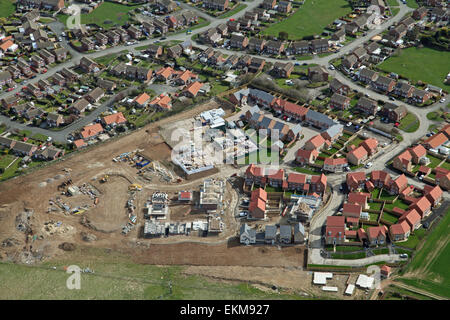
(0, 247, 308, 300)
(58, 2, 141, 29)
(262, 0, 352, 40)
(398, 212, 450, 298)
(0, 0, 15, 18)
(378, 47, 450, 91)
(398, 112, 419, 133)
(219, 3, 247, 19)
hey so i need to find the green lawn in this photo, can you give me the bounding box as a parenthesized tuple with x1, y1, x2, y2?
(262, 0, 352, 40)
(0, 0, 15, 18)
(379, 190, 397, 201)
(219, 3, 247, 19)
(378, 47, 450, 91)
(404, 0, 419, 8)
(398, 213, 450, 298)
(426, 154, 442, 169)
(426, 111, 441, 121)
(58, 2, 141, 29)
(369, 202, 382, 210)
(381, 212, 399, 224)
(0, 155, 21, 181)
(398, 112, 419, 133)
(0, 247, 307, 300)
(384, 200, 410, 211)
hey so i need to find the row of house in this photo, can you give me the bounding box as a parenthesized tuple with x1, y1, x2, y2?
(77, 9, 197, 52)
(0, 136, 64, 160)
(326, 184, 442, 245)
(245, 164, 328, 196)
(239, 222, 305, 245)
(358, 68, 433, 105)
(72, 111, 128, 148)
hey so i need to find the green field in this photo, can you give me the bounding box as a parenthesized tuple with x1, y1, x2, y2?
(0, 0, 15, 18)
(399, 212, 450, 298)
(219, 3, 247, 19)
(378, 47, 450, 91)
(262, 0, 352, 40)
(58, 2, 141, 29)
(0, 247, 310, 300)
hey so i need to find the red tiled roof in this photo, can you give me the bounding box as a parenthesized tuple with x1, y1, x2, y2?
(307, 134, 325, 149)
(156, 66, 175, 79)
(357, 228, 367, 240)
(73, 139, 86, 148)
(267, 168, 284, 181)
(245, 164, 265, 178)
(390, 220, 410, 236)
(0, 40, 14, 51)
(134, 92, 150, 105)
(409, 144, 426, 158)
(324, 157, 348, 166)
(368, 225, 387, 240)
(348, 193, 368, 206)
(348, 145, 368, 160)
(424, 132, 447, 149)
(287, 172, 306, 184)
(251, 187, 267, 202)
(327, 216, 345, 227)
(80, 123, 103, 139)
(393, 174, 408, 192)
(296, 148, 319, 159)
(399, 209, 421, 228)
(410, 196, 431, 216)
(343, 202, 362, 216)
(311, 173, 327, 186)
(361, 138, 378, 152)
(425, 185, 443, 203)
(346, 216, 360, 224)
(183, 81, 203, 96)
(150, 94, 172, 109)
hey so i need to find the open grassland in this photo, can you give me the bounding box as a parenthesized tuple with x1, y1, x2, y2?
(0, 247, 306, 300)
(378, 47, 450, 91)
(0, 0, 15, 18)
(399, 212, 450, 298)
(262, 0, 352, 40)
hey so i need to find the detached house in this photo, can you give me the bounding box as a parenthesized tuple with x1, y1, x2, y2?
(325, 216, 346, 245)
(296, 148, 319, 165)
(367, 226, 387, 246)
(347, 146, 368, 165)
(271, 62, 294, 78)
(389, 221, 411, 242)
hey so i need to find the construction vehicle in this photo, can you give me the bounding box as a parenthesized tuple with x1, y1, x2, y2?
(100, 175, 109, 183)
(57, 179, 72, 191)
(128, 184, 142, 191)
(136, 159, 150, 168)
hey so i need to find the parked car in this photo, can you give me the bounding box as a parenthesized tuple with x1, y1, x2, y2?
(365, 162, 373, 169)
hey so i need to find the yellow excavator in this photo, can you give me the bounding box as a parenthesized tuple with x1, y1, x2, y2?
(128, 184, 142, 191)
